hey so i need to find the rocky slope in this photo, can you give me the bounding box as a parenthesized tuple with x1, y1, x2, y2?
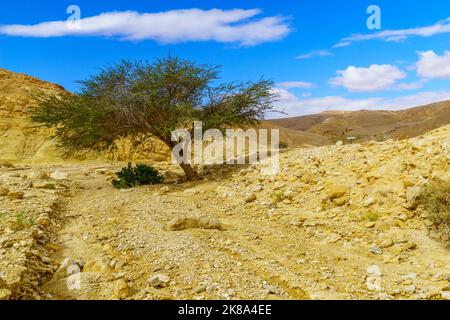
(1, 124, 448, 300)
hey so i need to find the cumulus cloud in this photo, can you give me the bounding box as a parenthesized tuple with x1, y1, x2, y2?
(329, 64, 406, 92)
(335, 17, 450, 47)
(296, 50, 331, 60)
(417, 50, 450, 79)
(276, 81, 315, 89)
(0, 9, 291, 46)
(271, 88, 450, 117)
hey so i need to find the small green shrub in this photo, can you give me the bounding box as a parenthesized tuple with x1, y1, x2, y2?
(279, 141, 289, 149)
(271, 190, 285, 203)
(364, 210, 380, 221)
(112, 163, 164, 189)
(419, 179, 450, 247)
(16, 212, 25, 227)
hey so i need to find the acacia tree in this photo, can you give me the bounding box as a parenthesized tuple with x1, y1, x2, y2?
(31, 57, 277, 180)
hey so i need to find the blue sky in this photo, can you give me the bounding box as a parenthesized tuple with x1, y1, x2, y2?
(1, 0, 450, 117)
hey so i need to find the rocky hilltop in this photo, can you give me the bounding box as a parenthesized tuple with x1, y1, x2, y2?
(0, 124, 449, 300)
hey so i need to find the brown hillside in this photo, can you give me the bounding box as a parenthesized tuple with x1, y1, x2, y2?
(269, 102, 450, 143)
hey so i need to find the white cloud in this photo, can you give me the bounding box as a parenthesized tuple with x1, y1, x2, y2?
(396, 79, 428, 90)
(296, 50, 331, 60)
(417, 50, 450, 79)
(276, 81, 315, 89)
(329, 64, 406, 92)
(0, 9, 291, 46)
(271, 88, 450, 117)
(335, 17, 450, 47)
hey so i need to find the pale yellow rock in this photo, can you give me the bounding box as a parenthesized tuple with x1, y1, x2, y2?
(167, 216, 222, 231)
(113, 279, 129, 299)
(326, 185, 349, 200)
(83, 258, 113, 273)
(7, 191, 24, 200)
(0, 186, 9, 196)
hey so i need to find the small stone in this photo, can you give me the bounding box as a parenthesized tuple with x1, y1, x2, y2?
(113, 279, 129, 299)
(327, 185, 349, 200)
(403, 242, 417, 250)
(0, 186, 9, 197)
(365, 221, 376, 228)
(0, 288, 12, 300)
(370, 245, 383, 255)
(363, 196, 376, 207)
(36, 216, 51, 227)
(148, 274, 170, 288)
(27, 170, 49, 179)
(193, 284, 207, 294)
(7, 191, 24, 200)
(83, 258, 112, 273)
(380, 238, 394, 248)
(441, 291, 450, 300)
(404, 284, 416, 295)
(50, 171, 68, 181)
(265, 284, 280, 295)
(167, 216, 222, 231)
(244, 193, 257, 203)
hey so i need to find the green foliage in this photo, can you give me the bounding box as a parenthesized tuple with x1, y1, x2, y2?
(112, 163, 164, 189)
(30, 57, 277, 180)
(279, 141, 289, 149)
(16, 212, 25, 228)
(419, 179, 450, 247)
(271, 190, 285, 203)
(364, 210, 380, 221)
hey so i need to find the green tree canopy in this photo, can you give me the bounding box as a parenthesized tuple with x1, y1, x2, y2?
(31, 57, 278, 180)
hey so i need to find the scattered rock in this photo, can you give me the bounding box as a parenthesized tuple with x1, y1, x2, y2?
(36, 215, 51, 227)
(365, 221, 376, 228)
(370, 245, 383, 255)
(113, 279, 129, 299)
(193, 284, 207, 294)
(0, 289, 11, 300)
(50, 171, 68, 181)
(404, 186, 421, 209)
(366, 265, 382, 292)
(83, 258, 112, 273)
(244, 193, 257, 203)
(380, 238, 394, 248)
(363, 196, 376, 207)
(327, 185, 349, 200)
(442, 291, 450, 300)
(7, 191, 24, 200)
(0, 186, 9, 196)
(167, 216, 222, 231)
(148, 274, 170, 288)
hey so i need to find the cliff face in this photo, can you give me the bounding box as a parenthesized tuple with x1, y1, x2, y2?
(0, 69, 169, 164)
(0, 68, 64, 163)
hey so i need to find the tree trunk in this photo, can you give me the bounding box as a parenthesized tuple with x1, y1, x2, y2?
(179, 162, 200, 181)
(164, 139, 200, 181)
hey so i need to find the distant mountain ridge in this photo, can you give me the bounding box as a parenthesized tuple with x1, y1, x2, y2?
(268, 101, 450, 143)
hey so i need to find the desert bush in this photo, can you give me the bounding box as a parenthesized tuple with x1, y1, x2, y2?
(112, 163, 164, 189)
(271, 190, 285, 203)
(364, 210, 380, 222)
(279, 141, 289, 149)
(418, 179, 450, 247)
